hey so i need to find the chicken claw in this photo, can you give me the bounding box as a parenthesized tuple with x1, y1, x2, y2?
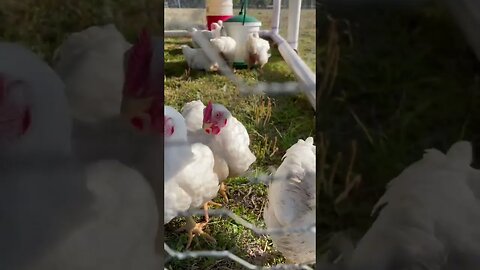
(176, 216, 216, 249)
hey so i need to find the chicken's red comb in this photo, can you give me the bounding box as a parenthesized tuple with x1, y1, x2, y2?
(124, 28, 153, 98)
(203, 100, 213, 122)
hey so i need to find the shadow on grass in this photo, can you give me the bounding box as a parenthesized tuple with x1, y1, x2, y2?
(164, 59, 187, 77)
(169, 47, 183, 56)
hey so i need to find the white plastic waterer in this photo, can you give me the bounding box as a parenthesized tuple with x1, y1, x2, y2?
(223, 2, 262, 68)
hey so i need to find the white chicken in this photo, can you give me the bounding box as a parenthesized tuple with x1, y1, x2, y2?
(263, 137, 316, 265)
(181, 45, 219, 72)
(209, 25, 237, 67)
(62, 28, 165, 250)
(0, 42, 161, 269)
(0, 41, 86, 269)
(346, 141, 480, 270)
(53, 24, 132, 123)
(245, 32, 271, 69)
(181, 100, 256, 202)
(164, 105, 220, 248)
(191, 21, 222, 48)
(64, 27, 163, 195)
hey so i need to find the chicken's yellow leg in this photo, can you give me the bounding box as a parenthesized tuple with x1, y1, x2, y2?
(202, 201, 222, 223)
(219, 181, 229, 203)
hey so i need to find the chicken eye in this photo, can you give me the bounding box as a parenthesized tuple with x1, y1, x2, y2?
(170, 126, 174, 134)
(216, 112, 221, 118)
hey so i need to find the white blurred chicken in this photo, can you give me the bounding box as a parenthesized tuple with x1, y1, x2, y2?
(57, 26, 163, 198)
(181, 45, 219, 72)
(58, 28, 166, 251)
(346, 141, 480, 270)
(164, 105, 220, 248)
(245, 32, 271, 70)
(53, 24, 132, 123)
(181, 100, 256, 203)
(263, 137, 316, 265)
(183, 22, 224, 72)
(191, 21, 222, 48)
(0, 42, 161, 270)
(0, 44, 86, 270)
(53, 25, 162, 198)
(209, 22, 237, 67)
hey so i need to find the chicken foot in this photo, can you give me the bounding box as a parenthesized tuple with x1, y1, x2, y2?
(175, 216, 216, 249)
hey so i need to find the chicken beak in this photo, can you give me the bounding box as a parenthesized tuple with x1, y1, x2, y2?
(203, 122, 213, 132)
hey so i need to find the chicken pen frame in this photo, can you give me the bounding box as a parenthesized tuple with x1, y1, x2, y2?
(164, 0, 316, 111)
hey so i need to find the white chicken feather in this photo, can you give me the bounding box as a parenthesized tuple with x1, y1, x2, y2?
(347, 141, 480, 270)
(263, 137, 316, 264)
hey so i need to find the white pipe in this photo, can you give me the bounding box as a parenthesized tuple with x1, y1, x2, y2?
(164, 30, 190, 37)
(269, 31, 316, 110)
(258, 29, 271, 39)
(287, 0, 302, 51)
(271, 0, 281, 34)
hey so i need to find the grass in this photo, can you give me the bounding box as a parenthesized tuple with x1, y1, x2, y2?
(317, 0, 480, 260)
(164, 8, 315, 270)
